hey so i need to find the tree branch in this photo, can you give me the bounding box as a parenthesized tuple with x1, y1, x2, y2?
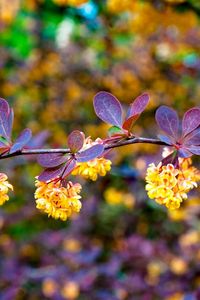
(0, 137, 169, 160)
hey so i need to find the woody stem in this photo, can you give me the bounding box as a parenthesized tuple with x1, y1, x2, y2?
(0, 137, 169, 160)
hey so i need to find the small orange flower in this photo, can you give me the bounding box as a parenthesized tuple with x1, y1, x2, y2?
(72, 137, 112, 181)
(145, 158, 200, 210)
(72, 157, 112, 181)
(35, 179, 82, 221)
(0, 173, 13, 205)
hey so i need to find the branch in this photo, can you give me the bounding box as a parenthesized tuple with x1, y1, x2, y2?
(0, 137, 168, 160)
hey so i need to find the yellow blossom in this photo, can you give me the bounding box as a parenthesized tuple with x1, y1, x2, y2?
(61, 281, 80, 299)
(0, 173, 13, 205)
(72, 157, 112, 181)
(179, 230, 200, 248)
(170, 257, 188, 275)
(42, 278, 58, 297)
(72, 137, 112, 181)
(34, 179, 82, 221)
(104, 187, 135, 209)
(145, 158, 200, 210)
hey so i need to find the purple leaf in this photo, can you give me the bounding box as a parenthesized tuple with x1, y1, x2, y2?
(157, 134, 174, 145)
(183, 127, 200, 146)
(27, 130, 49, 148)
(68, 130, 84, 152)
(10, 128, 32, 154)
(182, 107, 200, 137)
(76, 144, 104, 162)
(37, 153, 69, 168)
(155, 106, 179, 138)
(38, 164, 65, 182)
(0, 98, 13, 140)
(126, 93, 149, 118)
(123, 93, 149, 131)
(122, 114, 139, 131)
(7, 108, 14, 139)
(93, 92, 123, 127)
(185, 145, 200, 155)
(62, 159, 76, 178)
(178, 148, 192, 158)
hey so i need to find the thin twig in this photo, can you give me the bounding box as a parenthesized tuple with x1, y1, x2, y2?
(0, 137, 169, 160)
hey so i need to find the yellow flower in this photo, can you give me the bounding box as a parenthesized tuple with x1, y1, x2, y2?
(0, 173, 13, 205)
(34, 179, 82, 221)
(72, 136, 112, 181)
(104, 187, 135, 209)
(145, 158, 200, 210)
(61, 281, 80, 299)
(72, 157, 112, 181)
(170, 257, 188, 275)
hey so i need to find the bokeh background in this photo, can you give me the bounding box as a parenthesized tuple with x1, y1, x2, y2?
(0, 0, 200, 299)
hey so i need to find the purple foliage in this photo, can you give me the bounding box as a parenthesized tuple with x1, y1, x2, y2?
(184, 128, 200, 146)
(126, 93, 149, 117)
(0, 98, 13, 141)
(156, 106, 200, 157)
(94, 91, 149, 133)
(155, 106, 179, 139)
(68, 130, 84, 153)
(26, 130, 50, 148)
(93, 92, 123, 127)
(37, 153, 69, 168)
(62, 159, 76, 177)
(10, 128, 32, 154)
(182, 107, 200, 137)
(38, 164, 66, 181)
(76, 144, 104, 162)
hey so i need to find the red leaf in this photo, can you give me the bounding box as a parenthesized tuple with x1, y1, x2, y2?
(93, 92, 123, 127)
(68, 130, 84, 153)
(76, 144, 104, 162)
(122, 114, 139, 131)
(155, 106, 179, 138)
(37, 153, 69, 168)
(38, 164, 66, 182)
(182, 107, 200, 137)
(10, 128, 32, 154)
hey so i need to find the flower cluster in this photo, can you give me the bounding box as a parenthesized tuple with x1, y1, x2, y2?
(0, 173, 13, 206)
(145, 158, 200, 210)
(72, 158, 112, 181)
(72, 137, 112, 181)
(34, 179, 82, 221)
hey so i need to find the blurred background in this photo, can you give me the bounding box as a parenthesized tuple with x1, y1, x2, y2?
(0, 0, 200, 299)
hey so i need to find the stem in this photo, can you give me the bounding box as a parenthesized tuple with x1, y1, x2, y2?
(0, 137, 169, 160)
